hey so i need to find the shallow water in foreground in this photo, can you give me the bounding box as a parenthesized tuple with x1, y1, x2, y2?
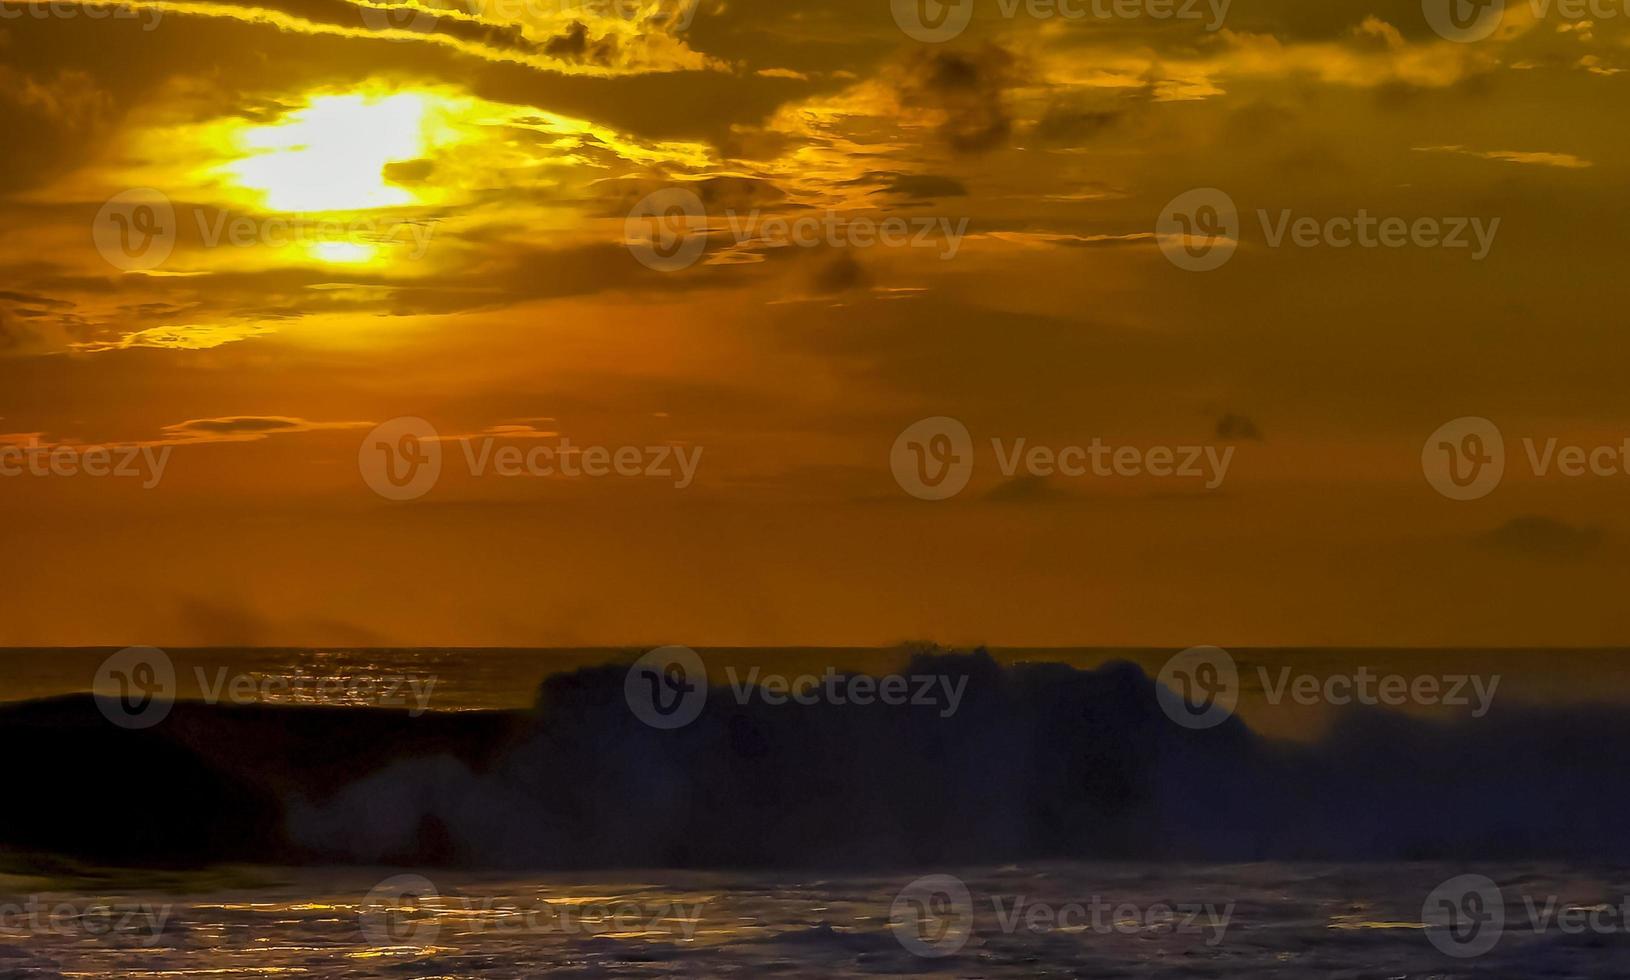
(4, 862, 1629, 977)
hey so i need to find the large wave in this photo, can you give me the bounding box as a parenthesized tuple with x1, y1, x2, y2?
(282, 651, 1630, 868)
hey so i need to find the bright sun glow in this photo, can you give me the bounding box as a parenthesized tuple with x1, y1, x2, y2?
(308, 241, 378, 263)
(228, 93, 434, 213)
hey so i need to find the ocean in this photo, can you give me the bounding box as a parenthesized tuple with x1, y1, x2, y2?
(4, 647, 1630, 976)
(3, 862, 1628, 977)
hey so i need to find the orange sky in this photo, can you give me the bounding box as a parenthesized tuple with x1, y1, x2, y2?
(2, 0, 1628, 646)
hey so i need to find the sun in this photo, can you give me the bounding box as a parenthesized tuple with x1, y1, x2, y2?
(226, 92, 439, 213)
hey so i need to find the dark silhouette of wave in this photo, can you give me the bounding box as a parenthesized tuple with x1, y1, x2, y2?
(4, 652, 1625, 868)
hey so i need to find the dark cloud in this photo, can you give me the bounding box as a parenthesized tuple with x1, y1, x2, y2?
(845, 172, 968, 200)
(383, 158, 436, 184)
(810, 254, 868, 294)
(1479, 516, 1605, 561)
(983, 474, 1070, 503)
(1030, 104, 1125, 146)
(0, 307, 41, 353)
(1216, 414, 1262, 441)
(542, 21, 619, 66)
(898, 44, 1017, 155)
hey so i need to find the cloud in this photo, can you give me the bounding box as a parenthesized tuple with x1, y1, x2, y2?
(159, 416, 373, 443)
(845, 172, 968, 200)
(1478, 516, 1605, 560)
(982, 474, 1073, 504)
(897, 45, 1018, 154)
(1216, 414, 1262, 441)
(1413, 145, 1594, 168)
(71, 324, 275, 352)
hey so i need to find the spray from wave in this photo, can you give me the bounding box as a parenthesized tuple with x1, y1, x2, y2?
(286, 651, 1630, 868)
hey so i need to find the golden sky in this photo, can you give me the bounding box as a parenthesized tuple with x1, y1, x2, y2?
(2, 0, 1628, 646)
